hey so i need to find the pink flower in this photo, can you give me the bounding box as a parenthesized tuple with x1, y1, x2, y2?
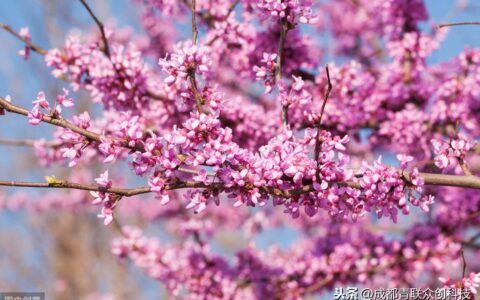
(18, 27, 31, 60)
(95, 170, 112, 188)
(33, 92, 50, 109)
(253, 52, 277, 94)
(440, 272, 480, 295)
(28, 105, 43, 125)
(56, 88, 74, 108)
(256, 0, 318, 24)
(159, 40, 211, 86)
(98, 206, 114, 226)
(431, 134, 476, 170)
(396, 154, 413, 169)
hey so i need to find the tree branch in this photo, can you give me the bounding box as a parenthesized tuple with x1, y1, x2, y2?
(3, 171, 480, 201)
(191, 0, 199, 44)
(314, 65, 333, 182)
(0, 138, 66, 149)
(0, 179, 224, 197)
(0, 97, 145, 152)
(317, 65, 333, 126)
(79, 0, 111, 58)
(438, 21, 480, 28)
(276, 20, 290, 127)
(188, 0, 208, 114)
(0, 22, 48, 55)
(206, 0, 241, 46)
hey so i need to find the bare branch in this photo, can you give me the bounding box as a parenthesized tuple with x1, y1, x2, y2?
(187, 0, 209, 114)
(317, 65, 333, 126)
(438, 21, 480, 28)
(461, 248, 467, 278)
(0, 139, 41, 147)
(0, 138, 63, 148)
(276, 20, 290, 127)
(79, 0, 111, 58)
(191, 0, 199, 45)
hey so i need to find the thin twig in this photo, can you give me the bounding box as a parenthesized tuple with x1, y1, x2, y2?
(461, 248, 467, 278)
(276, 20, 290, 127)
(188, 0, 208, 114)
(189, 74, 207, 114)
(79, 0, 111, 58)
(0, 138, 67, 149)
(225, 0, 240, 19)
(317, 65, 332, 126)
(438, 21, 480, 28)
(314, 65, 333, 182)
(0, 22, 48, 55)
(191, 0, 198, 44)
(206, 0, 241, 46)
(0, 179, 219, 197)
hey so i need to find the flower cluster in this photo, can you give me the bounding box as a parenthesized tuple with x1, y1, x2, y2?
(59, 112, 92, 167)
(250, 27, 318, 82)
(159, 41, 211, 86)
(308, 61, 378, 132)
(253, 52, 278, 93)
(46, 35, 154, 114)
(357, 156, 433, 222)
(89, 44, 153, 112)
(255, 0, 318, 24)
(431, 134, 477, 170)
(28, 90, 74, 125)
(111, 226, 239, 299)
(278, 75, 311, 108)
(440, 272, 480, 295)
(91, 171, 117, 225)
(380, 0, 428, 40)
(374, 104, 431, 157)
